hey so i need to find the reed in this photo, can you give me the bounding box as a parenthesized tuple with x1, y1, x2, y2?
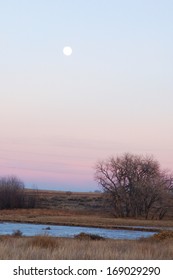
(0, 235, 172, 260)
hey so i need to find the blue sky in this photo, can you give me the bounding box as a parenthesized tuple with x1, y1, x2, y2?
(0, 0, 173, 191)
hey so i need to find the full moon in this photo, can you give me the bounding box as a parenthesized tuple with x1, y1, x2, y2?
(63, 46, 72, 56)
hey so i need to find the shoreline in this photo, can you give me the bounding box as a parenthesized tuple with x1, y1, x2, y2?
(1, 218, 173, 233)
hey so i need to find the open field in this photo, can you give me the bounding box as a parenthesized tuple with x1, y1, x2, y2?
(24, 188, 173, 218)
(0, 189, 173, 228)
(1, 208, 173, 229)
(0, 189, 173, 229)
(0, 233, 173, 259)
(25, 189, 112, 214)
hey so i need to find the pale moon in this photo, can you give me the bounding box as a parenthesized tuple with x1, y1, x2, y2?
(63, 46, 72, 56)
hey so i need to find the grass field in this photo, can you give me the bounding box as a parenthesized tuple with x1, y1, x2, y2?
(0, 189, 173, 259)
(0, 233, 173, 259)
(0, 189, 173, 229)
(0, 208, 173, 229)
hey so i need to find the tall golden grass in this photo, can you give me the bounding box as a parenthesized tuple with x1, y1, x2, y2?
(0, 234, 172, 260)
(0, 209, 173, 229)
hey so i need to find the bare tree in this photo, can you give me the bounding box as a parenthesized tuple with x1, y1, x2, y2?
(0, 176, 25, 209)
(0, 176, 39, 209)
(95, 153, 173, 219)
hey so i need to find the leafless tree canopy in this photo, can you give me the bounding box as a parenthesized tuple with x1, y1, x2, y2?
(95, 153, 173, 219)
(0, 176, 25, 209)
(0, 176, 37, 209)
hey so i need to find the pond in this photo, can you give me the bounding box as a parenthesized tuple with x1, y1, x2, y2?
(0, 222, 157, 239)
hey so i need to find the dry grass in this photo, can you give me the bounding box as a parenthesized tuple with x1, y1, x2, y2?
(26, 189, 110, 214)
(150, 231, 173, 241)
(0, 235, 172, 260)
(0, 208, 173, 229)
(0, 189, 172, 229)
(28, 234, 56, 249)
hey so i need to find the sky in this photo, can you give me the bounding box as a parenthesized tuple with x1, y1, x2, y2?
(0, 0, 173, 191)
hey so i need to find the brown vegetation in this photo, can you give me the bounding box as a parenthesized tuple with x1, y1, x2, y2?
(0, 208, 173, 229)
(74, 232, 105, 240)
(30, 189, 112, 214)
(0, 176, 25, 209)
(0, 187, 172, 260)
(0, 235, 172, 259)
(28, 234, 56, 249)
(0, 176, 37, 210)
(150, 231, 173, 241)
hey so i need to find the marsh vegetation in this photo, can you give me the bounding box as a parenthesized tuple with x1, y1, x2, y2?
(0, 232, 172, 260)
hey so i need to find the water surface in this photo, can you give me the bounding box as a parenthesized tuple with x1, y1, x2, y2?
(0, 222, 157, 239)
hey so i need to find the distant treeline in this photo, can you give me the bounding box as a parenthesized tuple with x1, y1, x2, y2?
(0, 176, 37, 209)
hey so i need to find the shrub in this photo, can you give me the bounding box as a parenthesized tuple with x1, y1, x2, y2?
(151, 231, 173, 241)
(74, 232, 105, 241)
